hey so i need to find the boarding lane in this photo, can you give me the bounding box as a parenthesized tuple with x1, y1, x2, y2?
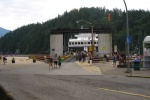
(0, 57, 102, 75)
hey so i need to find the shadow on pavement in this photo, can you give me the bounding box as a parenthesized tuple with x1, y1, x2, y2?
(0, 85, 15, 100)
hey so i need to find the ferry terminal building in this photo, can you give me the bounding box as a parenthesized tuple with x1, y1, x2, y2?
(50, 26, 112, 57)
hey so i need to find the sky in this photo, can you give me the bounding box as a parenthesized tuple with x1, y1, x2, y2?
(0, 0, 150, 31)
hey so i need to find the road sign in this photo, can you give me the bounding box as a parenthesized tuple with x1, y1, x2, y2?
(91, 44, 94, 50)
(126, 36, 131, 44)
(52, 48, 55, 51)
(89, 46, 92, 51)
(102, 46, 105, 50)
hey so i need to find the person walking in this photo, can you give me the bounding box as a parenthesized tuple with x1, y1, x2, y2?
(2, 56, 7, 65)
(103, 54, 107, 64)
(89, 54, 92, 66)
(49, 56, 53, 70)
(82, 52, 86, 62)
(78, 52, 82, 62)
(112, 55, 117, 67)
(73, 52, 76, 58)
(58, 56, 62, 68)
(54, 54, 58, 68)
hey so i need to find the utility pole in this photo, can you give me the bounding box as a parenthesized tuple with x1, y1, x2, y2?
(123, 0, 130, 73)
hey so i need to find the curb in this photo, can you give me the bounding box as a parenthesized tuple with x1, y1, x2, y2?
(126, 74, 150, 78)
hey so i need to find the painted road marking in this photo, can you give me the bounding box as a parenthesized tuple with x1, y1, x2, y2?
(7, 92, 12, 96)
(76, 62, 92, 72)
(76, 62, 101, 73)
(99, 88, 150, 99)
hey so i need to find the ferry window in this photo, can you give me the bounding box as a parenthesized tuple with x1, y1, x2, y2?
(75, 42, 77, 44)
(81, 42, 83, 44)
(88, 42, 90, 44)
(72, 42, 74, 45)
(94, 42, 96, 44)
(69, 42, 71, 44)
(78, 42, 80, 44)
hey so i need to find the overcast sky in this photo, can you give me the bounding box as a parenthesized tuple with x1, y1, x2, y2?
(0, 0, 150, 31)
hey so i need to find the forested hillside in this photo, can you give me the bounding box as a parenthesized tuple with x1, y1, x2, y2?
(0, 7, 149, 54)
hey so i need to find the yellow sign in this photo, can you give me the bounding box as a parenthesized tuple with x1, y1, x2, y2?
(89, 45, 94, 51)
(91, 44, 94, 50)
(89, 46, 92, 51)
(102, 46, 105, 50)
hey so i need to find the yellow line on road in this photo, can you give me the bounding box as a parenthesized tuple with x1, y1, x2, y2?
(76, 62, 92, 72)
(76, 62, 101, 73)
(7, 92, 12, 96)
(99, 88, 150, 99)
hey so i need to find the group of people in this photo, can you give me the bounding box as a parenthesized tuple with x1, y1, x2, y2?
(112, 53, 141, 67)
(48, 54, 62, 70)
(73, 51, 87, 62)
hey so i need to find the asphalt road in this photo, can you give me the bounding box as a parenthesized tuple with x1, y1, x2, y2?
(0, 57, 150, 100)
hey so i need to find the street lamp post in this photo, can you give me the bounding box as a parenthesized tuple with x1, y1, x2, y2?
(84, 42, 86, 51)
(76, 20, 94, 56)
(123, 0, 130, 72)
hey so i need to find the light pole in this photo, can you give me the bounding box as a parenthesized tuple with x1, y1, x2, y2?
(123, 0, 130, 72)
(84, 42, 86, 51)
(76, 20, 94, 56)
